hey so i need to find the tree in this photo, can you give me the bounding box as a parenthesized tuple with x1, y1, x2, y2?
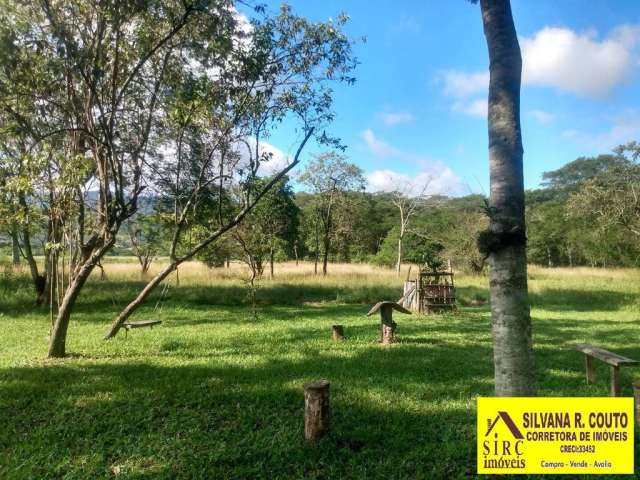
(126, 212, 167, 277)
(428, 195, 488, 273)
(232, 224, 268, 317)
(298, 152, 364, 275)
(391, 182, 430, 277)
(525, 154, 639, 268)
(0, 76, 52, 305)
(541, 154, 630, 192)
(296, 194, 322, 271)
(567, 143, 640, 242)
(474, 0, 535, 395)
(526, 200, 566, 267)
(1, 0, 249, 356)
(259, 178, 299, 278)
(105, 6, 357, 339)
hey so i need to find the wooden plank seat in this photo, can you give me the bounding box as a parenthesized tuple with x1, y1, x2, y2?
(575, 343, 639, 396)
(122, 320, 162, 335)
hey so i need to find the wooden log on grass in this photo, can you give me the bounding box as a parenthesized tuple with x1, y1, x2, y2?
(332, 325, 345, 341)
(304, 380, 330, 442)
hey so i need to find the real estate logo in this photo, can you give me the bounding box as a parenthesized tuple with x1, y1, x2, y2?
(482, 411, 526, 470)
(477, 397, 634, 474)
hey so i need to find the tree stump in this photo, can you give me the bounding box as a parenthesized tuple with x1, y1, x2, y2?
(304, 380, 330, 442)
(380, 307, 397, 345)
(634, 382, 640, 427)
(332, 325, 345, 341)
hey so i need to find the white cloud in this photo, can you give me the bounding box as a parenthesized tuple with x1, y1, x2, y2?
(366, 168, 464, 197)
(528, 109, 555, 124)
(377, 111, 415, 126)
(441, 24, 640, 102)
(237, 138, 292, 177)
(521, 26, 640, 96)
(255, 141, 292, 176)
(452, 98, 487, 118)
(562, 111, 640, 152)
(441, 71, 489, 98)
(439, 71, 487, 118)
(360, 130, 465, 196)
(361, 129, 401, 157)
(439, 25, 640, 113)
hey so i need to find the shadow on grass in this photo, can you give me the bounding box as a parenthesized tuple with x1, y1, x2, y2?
(2, 338, 638, 479)
(1, 340, 493, 479)
(530, 288, 635, 312)
(3, 301, 640, 478)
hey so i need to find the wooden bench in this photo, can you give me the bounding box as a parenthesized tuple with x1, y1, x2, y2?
(575, 343, 639, 396)
(122, 320, 162, 336)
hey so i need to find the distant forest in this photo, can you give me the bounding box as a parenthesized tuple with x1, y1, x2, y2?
(3, 144, 639, 273)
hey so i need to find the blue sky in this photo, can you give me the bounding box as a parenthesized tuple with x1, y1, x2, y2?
(256, 1, 640, 195)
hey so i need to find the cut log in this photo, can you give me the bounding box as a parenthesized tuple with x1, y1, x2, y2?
(304, 380, 330, 442)
(331, 325, 345, 341)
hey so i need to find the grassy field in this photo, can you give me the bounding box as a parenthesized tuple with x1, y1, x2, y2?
(1, 261, 640, 479)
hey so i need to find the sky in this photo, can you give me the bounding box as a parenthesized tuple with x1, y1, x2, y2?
(251, 0, 640, 196)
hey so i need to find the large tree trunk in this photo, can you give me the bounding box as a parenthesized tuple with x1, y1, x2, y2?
(47, 259, 96, 357)
(48, 238, 115, 357)
(480, 0, 535, 396)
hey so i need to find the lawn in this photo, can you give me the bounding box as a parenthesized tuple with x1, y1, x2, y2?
(1, 262, 640, 479)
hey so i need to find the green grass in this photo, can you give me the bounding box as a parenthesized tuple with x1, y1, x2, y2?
(1, 263, 640, 478)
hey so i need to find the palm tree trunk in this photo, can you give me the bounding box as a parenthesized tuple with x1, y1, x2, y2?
(480, 0, 535, 396)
